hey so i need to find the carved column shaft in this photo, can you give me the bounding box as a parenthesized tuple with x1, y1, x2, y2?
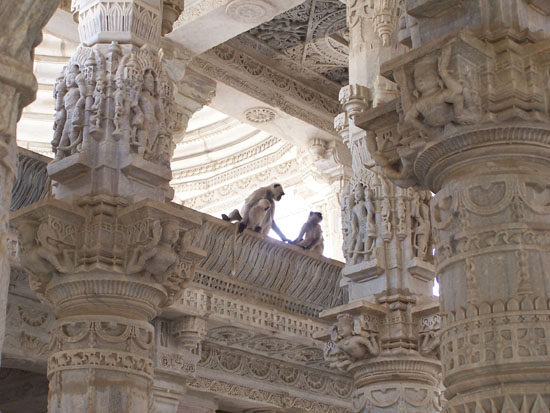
(0, 0, 60, 365)
(11, 1, 209, 412)
(355, 1, 550, 410)
(326, 2, 442, 412)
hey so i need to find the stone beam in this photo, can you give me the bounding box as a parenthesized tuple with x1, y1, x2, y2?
(190, 44, 341, 146)
(167, 0, 309, 55)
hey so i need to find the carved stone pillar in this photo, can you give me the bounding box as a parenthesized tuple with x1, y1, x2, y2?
(321, 1, 443, 412)
(354, 1, 550, 410)
(10, 1, 209, 411)
(0, 0, 60, 366)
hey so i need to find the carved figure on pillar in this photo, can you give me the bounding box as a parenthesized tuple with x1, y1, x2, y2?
(412, 190, 431, 260)
(113, 75, 126, 138)
(135, 69, 165, 158)
(52, 73, 67, 150)
(89, 70, 107, 135)
(53, 64, 86, 158)
(340, 185, 353, 259)
(349, 184, 376, 264)
(324, 313, 380, 371)
(404, 44, 477, 140)
(17, 221, 63, 297)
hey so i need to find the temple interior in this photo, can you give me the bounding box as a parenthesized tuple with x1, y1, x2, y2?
(1, 0, 550, 412)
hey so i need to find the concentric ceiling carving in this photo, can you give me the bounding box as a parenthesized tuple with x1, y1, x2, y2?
(245, 0, 349, 86)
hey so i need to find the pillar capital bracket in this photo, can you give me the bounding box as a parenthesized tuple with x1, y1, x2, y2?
(356, 29, 550, 191)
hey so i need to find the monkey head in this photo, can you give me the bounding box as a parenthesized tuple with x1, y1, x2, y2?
(270, 183, 285, 201)
(309, 211, 323, 224)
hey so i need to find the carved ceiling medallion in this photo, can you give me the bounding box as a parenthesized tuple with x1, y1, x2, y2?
(244, 107, 277, 123)
(226, 0, 275, 23)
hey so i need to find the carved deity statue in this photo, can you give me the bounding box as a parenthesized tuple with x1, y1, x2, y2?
(412, 191, 431, 259)
(127, 220, 181, 283)
(113, 76, 126, 138)
(136, 69, 165, 159)
(404, 44, 476, 140)
(341, 186, 353, 260)
(53, 64, 86, 158)
(90, 76, 106, 135)
(324, 314, 380, 371)
(52, 72, 67, 150)
(17, 222, 67, 294)
(350, 185, 376, 264)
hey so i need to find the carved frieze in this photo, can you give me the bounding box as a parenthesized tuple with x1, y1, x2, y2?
(188, 376, 353, 413)
(75, 0, 162, 46)
(199, 342, 354, 400)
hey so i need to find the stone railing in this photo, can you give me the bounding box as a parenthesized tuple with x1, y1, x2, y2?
(181, 209, 347, 318)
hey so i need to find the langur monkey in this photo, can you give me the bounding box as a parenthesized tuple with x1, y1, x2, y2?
(247, 199, 271, 233)
(292, 212, 324, 255)
(222, 183, 289, 241)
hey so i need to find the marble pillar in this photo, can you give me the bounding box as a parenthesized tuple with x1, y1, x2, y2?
(321, 1, 443, 411)
(0, 0, 60, 367)
(354, 0, 550, 410)
(10, 1, 208, 411)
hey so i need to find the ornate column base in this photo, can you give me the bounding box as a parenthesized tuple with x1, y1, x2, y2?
(352, 357, 442, 412)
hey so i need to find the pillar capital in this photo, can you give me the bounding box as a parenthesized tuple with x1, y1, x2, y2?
(357, 29, 550, 191)
(12, 197, 205, 318)
(73, 0, 163, 47)
(320, 298, 442, 412)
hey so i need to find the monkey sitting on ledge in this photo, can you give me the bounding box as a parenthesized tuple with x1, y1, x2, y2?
(291, 212, 324, 255)
(222, 183, 289, 242)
